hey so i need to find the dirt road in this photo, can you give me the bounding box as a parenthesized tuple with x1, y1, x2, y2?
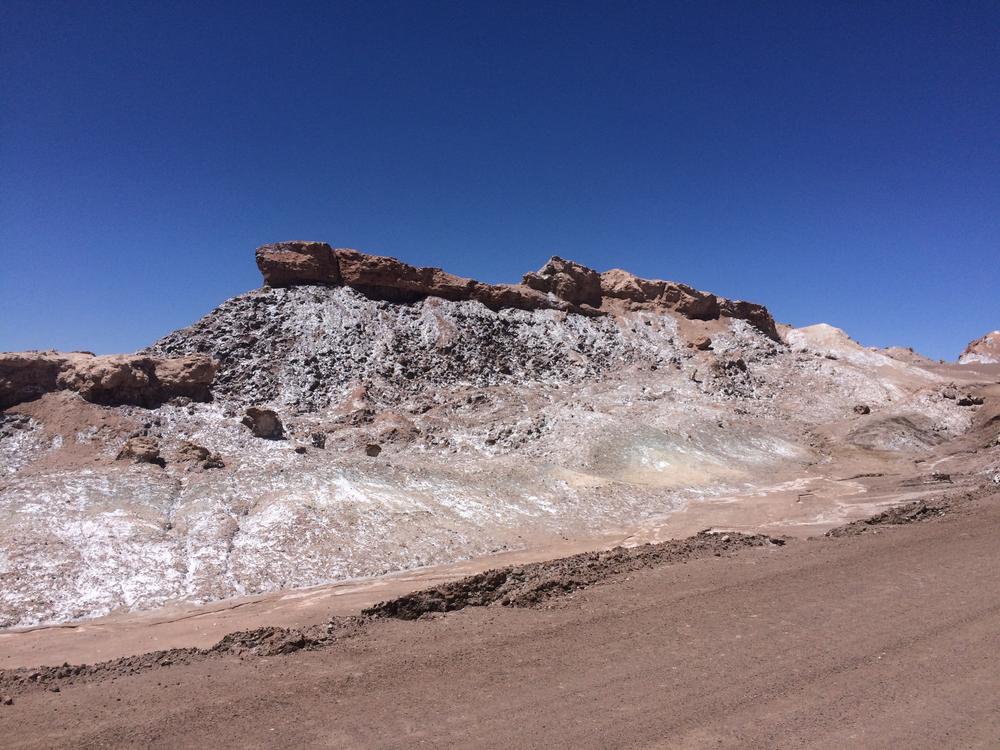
(2, 490, 998, 748)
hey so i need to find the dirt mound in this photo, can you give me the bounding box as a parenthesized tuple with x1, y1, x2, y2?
(825, 500, 947, 537)
(209, 624, 339, 656)
(364, 531, 784, 619)
(0, 620, 360, 696)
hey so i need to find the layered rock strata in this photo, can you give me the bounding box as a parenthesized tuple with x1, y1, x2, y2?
(255, 241, 779, 338)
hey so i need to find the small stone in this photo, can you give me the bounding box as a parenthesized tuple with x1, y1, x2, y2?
(310, 432, 327, 449)
(116, 437, 165, 467)
(853, 404, 871, 415)
(176, 441, 224, 469)
(242, 407, 285, 439)
(1, 695, 13, 705)
(692, 335, 712, 351)
(365, 443, 382, 457)
(294, 446, 307, 454)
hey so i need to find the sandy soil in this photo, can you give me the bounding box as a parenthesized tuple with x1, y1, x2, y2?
(0, 484, 997, 748)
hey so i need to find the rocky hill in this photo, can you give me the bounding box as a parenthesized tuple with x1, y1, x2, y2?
(960, 330, 1000, 364)
(0, 242, 996, 628)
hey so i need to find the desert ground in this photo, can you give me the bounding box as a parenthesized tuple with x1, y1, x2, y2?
(1, 484, 998, 749)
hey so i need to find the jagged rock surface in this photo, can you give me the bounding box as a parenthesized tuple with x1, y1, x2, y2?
(147, 285, 679, 410)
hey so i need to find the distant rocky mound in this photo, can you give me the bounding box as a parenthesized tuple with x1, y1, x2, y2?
(959, 331, 1000, 365)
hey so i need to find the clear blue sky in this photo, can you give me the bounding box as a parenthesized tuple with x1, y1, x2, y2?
(2, 1, 997, 360)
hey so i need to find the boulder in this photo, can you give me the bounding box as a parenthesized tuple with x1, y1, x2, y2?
(242, 407, 284, 439)
(176, 441, 224, 469)
(256, 241, 339, 287)
(0, 351, 217, 409)
(151, 358, 218, 402)
(116, 437, 165, 467)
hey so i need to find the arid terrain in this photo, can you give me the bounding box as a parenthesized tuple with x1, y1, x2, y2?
(1, 241, 998, 746)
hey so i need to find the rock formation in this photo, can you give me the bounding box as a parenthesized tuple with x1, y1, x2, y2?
(175, 441, 225, 470)
(521, 256, 603, 308)
(116, 436, 165, 466)
(599, 269, 778, 339)
(255, 241, 340, 288)
(0, 351, 217, 409)
(242, 407, 285, 439)
(254, 241, 779, 338)
(959, 331, 1000, 365)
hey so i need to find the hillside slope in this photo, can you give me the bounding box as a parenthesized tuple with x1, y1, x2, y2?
(0, 244, 994, 628)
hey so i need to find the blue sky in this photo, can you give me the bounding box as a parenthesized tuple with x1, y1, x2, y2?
(2, 1, 997, 360)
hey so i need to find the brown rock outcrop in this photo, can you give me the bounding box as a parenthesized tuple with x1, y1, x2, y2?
(333, 249, 476, 303)
(0, 352, 217, 410)
(470, 282, 586, 315)
(253, 241, 777, 336)
(256, 242, 339, 287)
(522, 256, 603, 308)
(600, 269, 779, 340)
(116, 437, 165, 467)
